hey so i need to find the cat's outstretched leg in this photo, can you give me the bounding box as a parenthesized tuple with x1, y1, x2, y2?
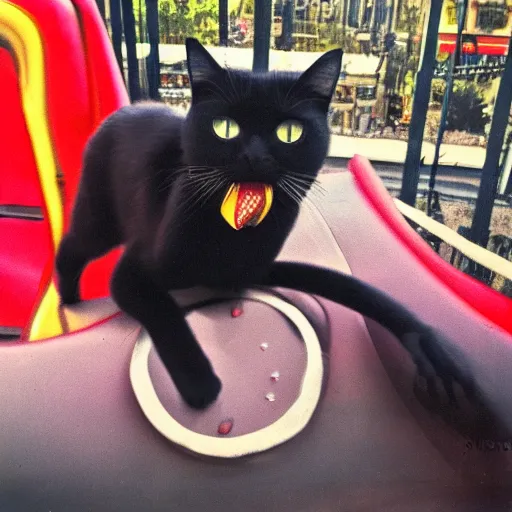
(55, 233, 88, 304)
(56, 124, 120, 304)
(111, 252, 222, 409)
(260, 261, 477, 405)
(56, 229, 118, 305)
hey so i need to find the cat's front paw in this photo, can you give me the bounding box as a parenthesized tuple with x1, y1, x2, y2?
(401, 327, 477, 406)
(174, 367, 222, 410)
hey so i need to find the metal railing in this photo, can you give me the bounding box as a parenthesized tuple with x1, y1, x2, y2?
(101, 0, 512, 292)
(396, 199, 512, 279)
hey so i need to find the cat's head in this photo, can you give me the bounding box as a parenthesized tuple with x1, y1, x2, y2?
(181, 38, 342, 230)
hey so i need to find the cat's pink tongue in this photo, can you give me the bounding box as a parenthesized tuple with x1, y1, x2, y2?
(221, 183, 273, 230)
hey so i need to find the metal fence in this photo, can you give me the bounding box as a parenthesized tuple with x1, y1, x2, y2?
(101, 0, 512, 292)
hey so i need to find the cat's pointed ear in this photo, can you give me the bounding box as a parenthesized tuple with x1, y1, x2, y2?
(186, 38, 224, 87)
(290, 48, 343, 107)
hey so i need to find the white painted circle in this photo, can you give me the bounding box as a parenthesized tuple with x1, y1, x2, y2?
(130, 289, 323, 458)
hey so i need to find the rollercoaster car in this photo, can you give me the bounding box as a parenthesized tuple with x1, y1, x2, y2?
(2, 0, 512, 510)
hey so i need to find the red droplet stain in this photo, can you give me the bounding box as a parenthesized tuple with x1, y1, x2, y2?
(231, 307, 243, 318)
(218, 419, 234, 435)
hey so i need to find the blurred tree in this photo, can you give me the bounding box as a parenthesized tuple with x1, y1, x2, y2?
(447, 82, 491, 134)
(431, 78, 446, 104)
(244, 0, 254, 14)
(137, 0, 145, 42)
(159, 0, 220, 44)
(395, 4, 421, 79)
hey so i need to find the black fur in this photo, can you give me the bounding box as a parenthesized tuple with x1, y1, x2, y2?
(56, 39, 474, 409)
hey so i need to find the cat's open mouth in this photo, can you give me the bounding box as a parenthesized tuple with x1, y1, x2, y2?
(220, 183, 273, 230)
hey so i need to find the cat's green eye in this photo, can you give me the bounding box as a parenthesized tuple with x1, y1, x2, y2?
(212, 117, 240, 140)
(276, 120, 303, 144)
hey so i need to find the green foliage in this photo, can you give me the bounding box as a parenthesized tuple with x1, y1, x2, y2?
(447, 82, 490, 134)
(243, 0, 253, 15)
(133, 0, 147, 41)
(159, 0, 219, 45)
(431, 79, 446, 104)
(416, 196, 428, 213)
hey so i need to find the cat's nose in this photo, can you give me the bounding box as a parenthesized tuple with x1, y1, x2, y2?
(237, 137, 275, 183)
(242, 136, 265, 164)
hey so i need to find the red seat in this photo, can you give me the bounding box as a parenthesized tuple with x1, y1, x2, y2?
(0, 50, 45, 208)
(0, 48, 52, 331)
(0, 0, 127, 336)
(0, 218, 51, 328)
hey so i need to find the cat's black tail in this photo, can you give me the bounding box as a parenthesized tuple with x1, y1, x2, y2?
(261, 261, 423, 336)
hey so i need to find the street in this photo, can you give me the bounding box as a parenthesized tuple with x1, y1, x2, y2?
(328, 134, 487, 169)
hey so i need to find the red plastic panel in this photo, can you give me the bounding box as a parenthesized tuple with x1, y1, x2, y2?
(80, 247, 124, 300)
(69, 0, 129, 126)
(4, 0, 128, 311)
(1, 0, 89, 331)
(0, 49, 44, 207)
(1, 0, 98, 330)
(348, 155, 512, 335)
(61, 0, 129, 226)
(0, 219, 51, 328)
(14, 0, 94, 219)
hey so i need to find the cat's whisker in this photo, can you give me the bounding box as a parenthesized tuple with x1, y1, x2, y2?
(186, 173, 224, 185)
(279, 183, 318, 215)
(186, 174, 227, 209)
(283, 175, 314, 188)
(292, 186, 322, 206)
(286, 170, 325, 185)
(225, 68, 241, 103)
(198, 78, 236, 104)
(185, 175, 229, 195)
(159, 167, 219, 194)
(273, 84, 283, 109)
(284, 181, 320, 200)
(186, 170, 227, 179)
(185, 176, 220, 201)
(277, 181, 302, 207)
(281, 81, 297, 110)
(177, 165, 212, 171)
(185, 164, 228, 171)
(283, 184, 304, 204)
(281, 176, 311, 193)
(283, 171, 317, 182)
(172, 165, 216, 174)
(156, 165, 223, 190)
(283, 175, 327, 197)
(280, 177, 323, 209)
(200, 177, 227, 207)
(286, 170, 315, 179)
(187, 168, 225, 179)
(177, 176, 228, 228)
(185, 165, 229, 175)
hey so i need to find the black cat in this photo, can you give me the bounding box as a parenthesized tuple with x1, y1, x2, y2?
(56, 38, 474, 409)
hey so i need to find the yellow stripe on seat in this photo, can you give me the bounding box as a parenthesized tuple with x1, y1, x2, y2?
(0, 1, 65, 340)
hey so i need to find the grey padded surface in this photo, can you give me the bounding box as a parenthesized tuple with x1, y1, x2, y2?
(1, 172, 512, 511)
